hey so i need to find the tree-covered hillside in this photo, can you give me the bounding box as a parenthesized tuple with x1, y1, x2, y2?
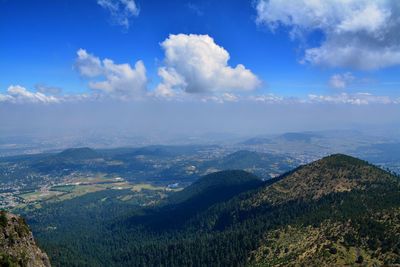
(21, 154, 400, 266)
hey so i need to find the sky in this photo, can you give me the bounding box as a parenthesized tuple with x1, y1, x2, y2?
(1, 0, 400, 139)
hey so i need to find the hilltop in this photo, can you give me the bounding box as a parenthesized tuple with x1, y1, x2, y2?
(245, 154, 400, 266)
(56, 147, 99, 160)
(248, 154, 397, 206)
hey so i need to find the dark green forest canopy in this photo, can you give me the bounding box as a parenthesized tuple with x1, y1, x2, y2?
(21, 154, 400, 266)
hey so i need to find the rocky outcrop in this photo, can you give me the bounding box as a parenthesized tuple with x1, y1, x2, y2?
(0, 211, 50, 267)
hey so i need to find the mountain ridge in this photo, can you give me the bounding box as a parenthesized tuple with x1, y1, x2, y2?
(248, 153, 398, 206)
(21, 153, 400, 266)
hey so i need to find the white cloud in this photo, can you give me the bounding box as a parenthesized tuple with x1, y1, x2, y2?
(97, 0, 139, 29)
(249, 94, 285, 104)
(256, 0, 400, 70)
(75, 49, 103, 77)
(1, 85, 398, 106)
(308, 92, 395, 105)
(329, 72, 354, 89)
(222, 93, 239, 102)
(76, 49, 147, 99)
(35, 84, 63, 95)
(0, 94, 13, 103)
(155, 34, 260, 97)
(0, 85, 60, 104)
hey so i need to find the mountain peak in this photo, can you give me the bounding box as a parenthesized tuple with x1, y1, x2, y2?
(252, 154, 397, 206)
(318, 153, 368, 166)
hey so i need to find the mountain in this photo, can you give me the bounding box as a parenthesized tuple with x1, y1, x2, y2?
(201, 150, 268, 170)
(240, 132, 321, 145)
(199, 150, 297, 178)
(24, 154, 400, 266)
(278, 132, 321, 143)
(247, 153, 396, 205)
(168, 170, 262, 205)
(116, 145, 215, 158)
(240, 136, 271, 145)
(206, 154, 400, 266)
(127, 170, 263, 230)
(56, 147, 99, 160)
(137, 154, 400, 266)
(31, 147, 101, 174)
(0, 211, 50, 267)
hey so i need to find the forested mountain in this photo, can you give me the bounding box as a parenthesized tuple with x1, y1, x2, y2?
(166, 170, 262, 205)
(23, 154, 400, 266)
(127, 170, 263, 230)
(0, 211, 50, 267)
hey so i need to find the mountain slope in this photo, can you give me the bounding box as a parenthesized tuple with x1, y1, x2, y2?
(248, 154, 397, 206)
(198, 150, 297, 179)
(0, 211, 50, 267)
(239, 154, 400, 266)
(56, 147, 99, 160)
(167, 169, 262, 205)
(127, 170, 263, 230)
(26, 154, 400, 266)
(175, 154, 400, 266)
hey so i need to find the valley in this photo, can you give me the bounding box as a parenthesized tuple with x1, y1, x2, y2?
(1, 131, 400, 266)
(14, 154, 400, 266)
(0, 144, 298, 210)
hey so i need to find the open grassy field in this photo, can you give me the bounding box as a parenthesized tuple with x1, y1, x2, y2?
(16, 175, 183, 209)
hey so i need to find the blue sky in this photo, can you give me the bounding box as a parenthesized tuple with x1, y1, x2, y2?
(1, 0, 400, 139)
(1, 0, 400, 103)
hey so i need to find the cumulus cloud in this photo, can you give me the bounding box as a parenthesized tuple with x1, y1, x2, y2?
(75, 49, 103, 77)
(329, 72, 355, 89)
(75, 49, 147, 99)
(155, 34, 260, 97)
(256, 0, 400, 70)
(97, 0, 139, 29)
(0, 85, 60, 104)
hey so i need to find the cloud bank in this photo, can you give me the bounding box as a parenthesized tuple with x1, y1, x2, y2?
(0, 85, 60, 104)
(256, 0, 400, 70)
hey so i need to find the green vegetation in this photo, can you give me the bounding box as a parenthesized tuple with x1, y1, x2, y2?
(56, 147, 99, 160)
(49, 185, 76, 193)
(0, 210, 8, 227)
(0, 253, 19, 267)
(0, 212, 50, 267)
(199, 150, 297, 179)
(1, 145, 298, 214)
(167, 170, 262, 204)
(18, 154, 400, 266)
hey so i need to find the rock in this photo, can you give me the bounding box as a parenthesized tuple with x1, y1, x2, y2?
(0, 211, 50, 267)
